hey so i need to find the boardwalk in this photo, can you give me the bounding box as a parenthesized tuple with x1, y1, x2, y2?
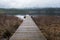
(9, 15, 47, 40)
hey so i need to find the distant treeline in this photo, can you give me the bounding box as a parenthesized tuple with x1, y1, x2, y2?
(0, 8, 60, 15)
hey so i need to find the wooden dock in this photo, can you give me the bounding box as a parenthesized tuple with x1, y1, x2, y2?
(9, 15, 47, 40)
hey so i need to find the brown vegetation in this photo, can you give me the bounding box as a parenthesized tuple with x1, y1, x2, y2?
(0, 15, 23, 40)
(32, 16, 60, 40)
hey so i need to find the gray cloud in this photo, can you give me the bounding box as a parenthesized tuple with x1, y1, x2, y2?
(0, 0, 60, 8)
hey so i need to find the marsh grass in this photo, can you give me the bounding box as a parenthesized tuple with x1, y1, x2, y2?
(32, 16, 60, 40)
(0, 15, 23, 40)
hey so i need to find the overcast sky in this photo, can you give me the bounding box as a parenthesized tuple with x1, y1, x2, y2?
(0, 0, 60, 8)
